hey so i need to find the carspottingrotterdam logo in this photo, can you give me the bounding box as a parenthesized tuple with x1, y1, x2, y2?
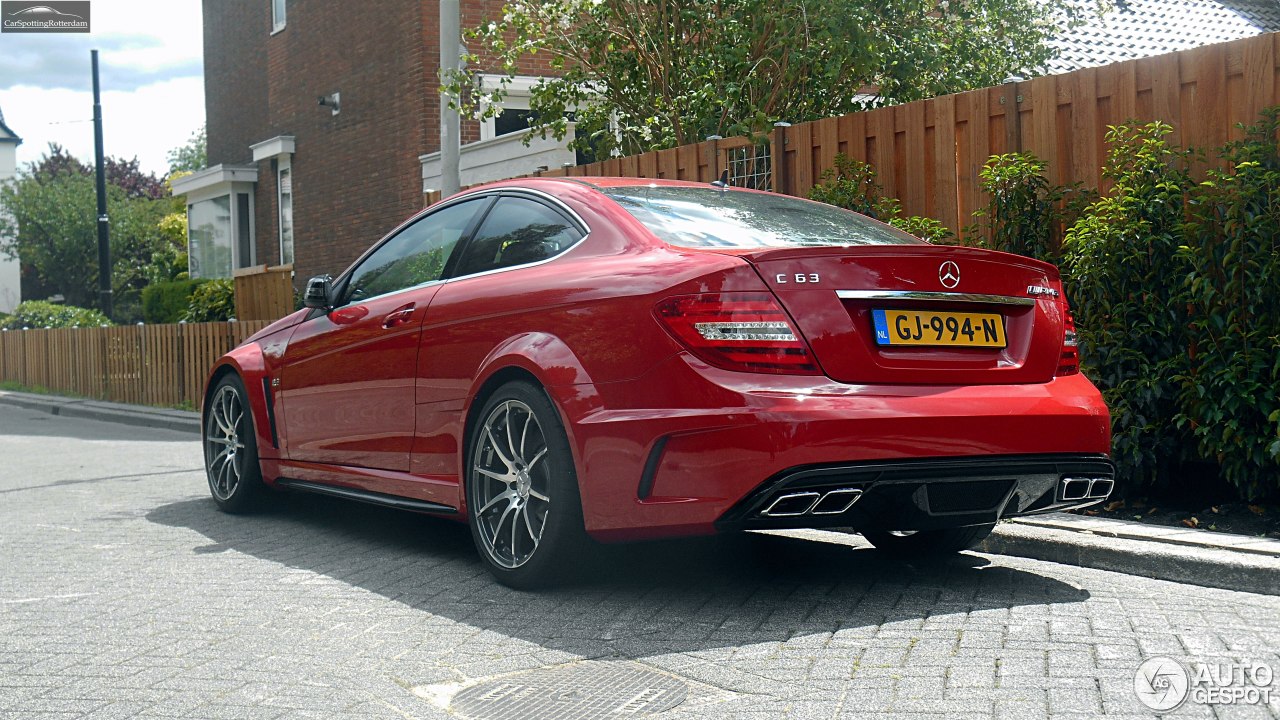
(2, 2, 90, 33)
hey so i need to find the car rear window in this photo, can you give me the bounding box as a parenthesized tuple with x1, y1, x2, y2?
(605, 186, 926, 248)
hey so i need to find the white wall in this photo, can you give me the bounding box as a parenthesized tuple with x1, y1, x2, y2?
(421, 125, 578, 194)
(0, 138, 19, 314)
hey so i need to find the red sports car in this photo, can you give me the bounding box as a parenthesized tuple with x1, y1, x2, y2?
(201, 177, 1112, 588)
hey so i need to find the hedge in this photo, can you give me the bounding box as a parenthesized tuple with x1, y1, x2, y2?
(142, 279, 211, 324)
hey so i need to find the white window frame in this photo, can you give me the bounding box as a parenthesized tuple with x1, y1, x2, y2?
(171, 165, 259, 279)
(478, 74, 542, 142)
(271, 0, 286, 34)
(277, 156, 294, 267)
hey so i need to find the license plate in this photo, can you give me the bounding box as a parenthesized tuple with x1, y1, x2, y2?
(872, 309, 1006, 348)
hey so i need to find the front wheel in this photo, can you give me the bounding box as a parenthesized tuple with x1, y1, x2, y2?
(466, 381, 588, 590)
(861, 523, 996, 558)
(203, 374, 268, 513)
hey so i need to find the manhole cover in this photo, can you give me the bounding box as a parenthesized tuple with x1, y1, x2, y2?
(451, 661, 687, 719)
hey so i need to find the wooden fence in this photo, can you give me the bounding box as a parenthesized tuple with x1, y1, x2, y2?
(0, 321, 268, 409)
(521, 32, 1280, 238)
(234, 264, 295, 322)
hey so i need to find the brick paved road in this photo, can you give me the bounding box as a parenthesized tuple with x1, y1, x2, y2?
(2, 402, 1278, 719)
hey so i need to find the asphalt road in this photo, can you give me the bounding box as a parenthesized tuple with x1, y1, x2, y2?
(1, 403, 1278, 719)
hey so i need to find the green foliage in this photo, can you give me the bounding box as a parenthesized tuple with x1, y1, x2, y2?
(807, 155, 902, 220)
(142, 279, 211, 324)
(148, 212, 190, 285)
(1, 301, 111, 330)
(1061, 121, 1196, 493)
(1176, 109, 1280, 500)
(0, 144, 186, 317)
(972, 153, 1093, 262)
(456, 0, 1092, 157)
(807, 154, 953, 242)
(888, 215, 955, 244)
(167, 125, 207, 174)
(182, 279, 235, 323)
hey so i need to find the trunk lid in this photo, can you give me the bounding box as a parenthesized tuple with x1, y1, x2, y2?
(732, 245, 1067, 385)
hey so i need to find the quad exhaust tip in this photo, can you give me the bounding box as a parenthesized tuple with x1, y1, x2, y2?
(761, 488, 863, 517)
(1059, 476, 1113, 502)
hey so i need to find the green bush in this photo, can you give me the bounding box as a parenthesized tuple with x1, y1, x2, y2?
(1061, 121, 1195, 494)
(971, 152, 1093, 262)
(1, 300, 112, 330)
(887, 215, 955, 243)
(808, 154, 902, 220)
(808, 153, 953, 242)
(1177, 109, 1280, 500)
(142, 279, 210, 324)
(182, 278, 235, 322)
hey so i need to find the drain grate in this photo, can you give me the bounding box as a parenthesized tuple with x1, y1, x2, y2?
(451, 661, 687, 719)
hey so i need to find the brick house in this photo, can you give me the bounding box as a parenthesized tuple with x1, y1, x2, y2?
(174, 0, 569, 288)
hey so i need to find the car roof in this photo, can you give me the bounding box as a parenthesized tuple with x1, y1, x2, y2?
(459, 176, 756, 195)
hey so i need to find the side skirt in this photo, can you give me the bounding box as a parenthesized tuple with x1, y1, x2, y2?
(276, 478, 458, 515)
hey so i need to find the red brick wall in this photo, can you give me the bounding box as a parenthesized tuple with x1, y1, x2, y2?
(257, 0, 431, 284)
(203, 0, 269, 165)
(202, 0, 561, 286)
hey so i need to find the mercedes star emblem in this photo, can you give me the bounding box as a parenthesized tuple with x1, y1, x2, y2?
(939, 260, 960, 289)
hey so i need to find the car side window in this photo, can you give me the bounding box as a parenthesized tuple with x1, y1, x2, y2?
(343, 199, 482, 304)
(451, 196, 582, 277)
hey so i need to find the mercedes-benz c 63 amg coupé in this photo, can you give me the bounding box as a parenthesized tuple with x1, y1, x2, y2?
(201, 177, 1112, 588)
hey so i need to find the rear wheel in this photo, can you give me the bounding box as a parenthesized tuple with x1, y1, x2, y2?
(861, 523, 996, 557)
(466, 381, 588, 590)
(203, 374, 268, 513)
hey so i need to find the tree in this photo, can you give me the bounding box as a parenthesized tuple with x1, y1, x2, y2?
(167, 125, 207, 174)
(0, 144, 183, 317)
(30, 144, 166, 198)
(459, 0, 1093, 157)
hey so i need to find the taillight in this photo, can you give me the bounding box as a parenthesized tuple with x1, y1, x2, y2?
(1057, 298, 1080, 376)
(655, 292, 820, 375)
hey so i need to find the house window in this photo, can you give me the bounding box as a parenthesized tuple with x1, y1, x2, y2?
(278, 163, 294, 265)
(188, 196, 231, 280)
(493, 108, 535, 138)
(187, 192, 256, 279)
(271, 0, 286, 33)
(479, 75, 542, 142)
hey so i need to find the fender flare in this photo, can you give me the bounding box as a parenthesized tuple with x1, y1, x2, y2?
(457, 332, 605, 511)
(203, 343, 280, 461)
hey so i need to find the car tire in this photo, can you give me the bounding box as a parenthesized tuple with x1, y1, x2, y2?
(203, 374, 269, 513)
(466, 380, 589, 590)
(861, 523, 996, 557)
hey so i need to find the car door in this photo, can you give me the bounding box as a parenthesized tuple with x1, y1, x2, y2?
(279, 197, 489, 472)
(410, 194, 586, 482)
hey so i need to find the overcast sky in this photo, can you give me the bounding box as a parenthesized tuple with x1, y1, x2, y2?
(0, 0, 204, 177)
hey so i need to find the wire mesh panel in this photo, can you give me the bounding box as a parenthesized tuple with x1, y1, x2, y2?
(725, 140, 772, 190)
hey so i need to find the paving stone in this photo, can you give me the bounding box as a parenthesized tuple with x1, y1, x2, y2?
(2, 404, 1280, 719)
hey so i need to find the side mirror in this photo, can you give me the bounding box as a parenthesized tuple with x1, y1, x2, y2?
(303, 275, 333, 309)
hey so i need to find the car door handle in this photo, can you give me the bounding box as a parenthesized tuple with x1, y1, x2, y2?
(382, 303, 416, 328)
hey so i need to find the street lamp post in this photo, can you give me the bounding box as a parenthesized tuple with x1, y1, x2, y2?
(439, 0, 461, 199)
(91, 49, 112, 319)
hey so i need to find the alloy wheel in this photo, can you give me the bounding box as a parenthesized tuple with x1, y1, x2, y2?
(205, 384, 246, 501)
(471, 399, 552, 569)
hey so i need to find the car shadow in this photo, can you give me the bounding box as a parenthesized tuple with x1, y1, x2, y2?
(147, 493, 1090, 660)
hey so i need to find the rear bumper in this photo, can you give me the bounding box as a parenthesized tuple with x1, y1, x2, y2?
(563, 353, 1111, 541)
(713, 453, 1114, 533)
